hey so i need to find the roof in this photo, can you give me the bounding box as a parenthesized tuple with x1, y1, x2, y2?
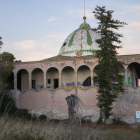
(41, 54, 97, 62)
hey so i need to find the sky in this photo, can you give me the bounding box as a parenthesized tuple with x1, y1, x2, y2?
(0, 0, 140, 62)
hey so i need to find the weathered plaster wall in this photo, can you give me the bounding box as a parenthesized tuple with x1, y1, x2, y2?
(112, 85, 140, 123)
(19, 87, 100, 121)
(17, 85, 140, 123)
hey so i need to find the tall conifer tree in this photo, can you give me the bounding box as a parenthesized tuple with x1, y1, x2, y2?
(93, 6, 127, 123)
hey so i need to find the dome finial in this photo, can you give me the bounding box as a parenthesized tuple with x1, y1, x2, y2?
(83, 0, 86, 24)
(83, 16, 86, 24)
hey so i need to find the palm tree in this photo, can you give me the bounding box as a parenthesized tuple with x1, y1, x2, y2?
(66, 94, 85, 126)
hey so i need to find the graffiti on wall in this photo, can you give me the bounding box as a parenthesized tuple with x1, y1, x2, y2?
(65, 82, 88, 90)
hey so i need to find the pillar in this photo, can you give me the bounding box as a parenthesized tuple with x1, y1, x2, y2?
(43, 73, 47, 88)
(90, 70, 94, 86)
(75, 72, 77, 86)
(125, 69, 128, 85)
(14, 75, 17, 89)
(28, 74, 32, 89)
(59, 73, 62, 87)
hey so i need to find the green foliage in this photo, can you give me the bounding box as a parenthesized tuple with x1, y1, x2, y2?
(39, 114, 47, 121)
(0, 52, 15, 63)
(93, 6, 127, 122)
(3, 130, 45, 140)
(0, 93, 32, 120)
(81, 118, 93, 123)
(0, 36, 3, 51)
(111, 118, 129, 125)
(96, 116, 103, 124)
(0, 51, 15, 92)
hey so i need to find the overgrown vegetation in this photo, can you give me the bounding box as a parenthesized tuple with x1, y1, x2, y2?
(93, 6, 127, 124)
(0, 116, 140, 140)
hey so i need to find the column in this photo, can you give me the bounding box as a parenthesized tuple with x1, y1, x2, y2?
(90, 70, 94, 86)
(125, 69, 128, 85)
(43, 73, 47, 88)
(59, 73, 62, 87)
(14, 75, 17, 89)
(75, 72, 77, 86)
(28, 74, 32, 89)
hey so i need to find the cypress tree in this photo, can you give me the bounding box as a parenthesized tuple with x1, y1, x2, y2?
(93, 6, 127, 124)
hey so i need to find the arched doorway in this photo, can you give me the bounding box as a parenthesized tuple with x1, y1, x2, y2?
(46, 67, 59, 89)
(17, 69, 29, 91)
(32, 68, 43, 89)
(127, 62, 140, 87)
(62, 66, 74, 88)
(77, 65, 91, 87)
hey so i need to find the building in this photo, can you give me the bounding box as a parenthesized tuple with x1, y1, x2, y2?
(7, 17, 140, 123)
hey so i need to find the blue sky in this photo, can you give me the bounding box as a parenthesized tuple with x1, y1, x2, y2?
(0, 0, 140, 61)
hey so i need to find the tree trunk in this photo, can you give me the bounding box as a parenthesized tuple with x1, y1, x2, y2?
(68, 106, 75, 125)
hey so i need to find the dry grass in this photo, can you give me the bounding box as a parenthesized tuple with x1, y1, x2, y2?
(0, 116, 140, 140)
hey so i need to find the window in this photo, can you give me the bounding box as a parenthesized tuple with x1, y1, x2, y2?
(63, 42, 67, 46)
(48, 79, 51, 84)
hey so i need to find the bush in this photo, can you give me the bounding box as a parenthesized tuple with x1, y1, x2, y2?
(111, 118, 129, 125)
(81, 118, 92, 123)
(0, 93, 32, 120)
(39, 114, 47, 121)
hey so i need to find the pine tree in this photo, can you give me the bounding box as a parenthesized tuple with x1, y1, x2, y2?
(0, 36, 3, 51)
(93, 6, 127, 124)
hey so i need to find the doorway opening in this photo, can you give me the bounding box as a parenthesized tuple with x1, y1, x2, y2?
(54, 79, 59, 89)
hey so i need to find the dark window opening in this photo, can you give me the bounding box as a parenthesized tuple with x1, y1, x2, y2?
(63, 42, 67, 46)
(54, 79, 59, 89)
(32, 80, 35, 89)
(83, 77, 91, 86)
(48, 79, 51, 84)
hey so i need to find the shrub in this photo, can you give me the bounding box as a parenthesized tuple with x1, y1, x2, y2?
(39, 114, 47, 121)
(0, 93, 32, 120)
(111, 118, 129, 125)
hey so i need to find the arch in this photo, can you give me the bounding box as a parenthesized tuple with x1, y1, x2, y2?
(126, 61, 140, 70)
(30, 67, 44, 75)
(76, 64, 91, 72)
(17, 69, 29, 91)
(32, 68, 44, 89)
(61, 66, 75, 88)
(60, 65, 75, 74)
(127, 62, 140, 87)
(16, 68, 29, 76)
(46, 67, 59, 89)
(46, 66, 60, 74)
(77, 65, 91, 87)
(92, 63, 99, 71)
